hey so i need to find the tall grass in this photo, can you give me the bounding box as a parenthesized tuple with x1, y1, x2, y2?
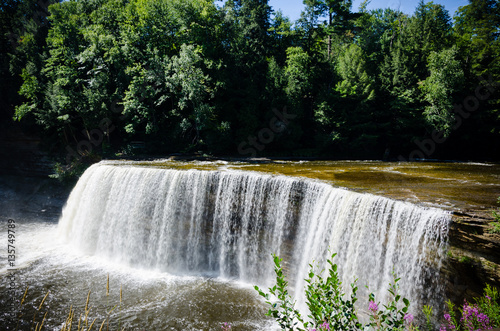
(17, 274, 124, 331)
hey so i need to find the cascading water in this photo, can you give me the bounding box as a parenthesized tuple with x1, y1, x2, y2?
(58, 162, 450, 316)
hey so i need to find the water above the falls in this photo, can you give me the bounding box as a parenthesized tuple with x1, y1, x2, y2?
(58, 162, 450, 317)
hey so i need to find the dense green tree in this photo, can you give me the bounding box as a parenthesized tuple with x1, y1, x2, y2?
(120, 0, 222, 149)
(421, 46, 464, 135)
(323, 0, 357, 57)
(295, 0, 327, 56)
(355, 8, 403, 73)
(335, 43, 374, 101)
(296, 0, 358, 59)
(285, 46, 312, 103)
(7, 0, 500, 161)
(216, 0, 275, 149)
(14, 0, 91, 142)
(268, 10, 295, 65)
(2, 0, 55, 124)
(412, 0, 453, 65)
(450, 0, 500, 159)
(454, 0, 500, 80)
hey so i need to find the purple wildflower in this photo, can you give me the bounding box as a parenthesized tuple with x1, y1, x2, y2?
(442, 313, 457, 331)
(477, 313, 489, 324)
(369, 300, 379, 313)
(404, 313, 414, 324)
(459, 301, 494, 331)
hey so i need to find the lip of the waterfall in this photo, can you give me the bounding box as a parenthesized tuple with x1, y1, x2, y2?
(94, 159, 500, 215)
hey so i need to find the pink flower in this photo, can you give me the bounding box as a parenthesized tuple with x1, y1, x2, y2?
(404, 313, 414, 324)
(369, 300, 379, 313)
(320, 321, 330, 330)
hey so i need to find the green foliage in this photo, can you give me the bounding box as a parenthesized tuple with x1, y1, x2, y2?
(422, 305, 433, 331)
(454, 0, 500, 80)
(459, 256, 472, 264)
(441, 285, 500, 330)
(50, 162, 87, 184)
(6, 0, 500, 160)
(443, 300, 460, 330)
(367, 276, 412, 330)
(491, 221, 500, 234)
(412, 1, 453, 58)
(50, 153, 102, 183)
(421, 46, 464, 136)
(476, 284, 500, 327)
(304, 253, 362, 330)
(254, 255, 304, 331)
(336, 44, 375, 101)
(285, 47, 312, 102)
(256, 252, 412, 330)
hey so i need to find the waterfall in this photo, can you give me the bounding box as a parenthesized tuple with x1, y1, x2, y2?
(58, 162, 450, 311)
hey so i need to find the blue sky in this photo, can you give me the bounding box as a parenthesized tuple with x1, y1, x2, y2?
(266, 0, 469, 21)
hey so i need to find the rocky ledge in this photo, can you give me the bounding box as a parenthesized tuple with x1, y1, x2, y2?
(442, 211, 500, 305)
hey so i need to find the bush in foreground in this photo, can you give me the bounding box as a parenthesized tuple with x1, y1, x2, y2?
(254, 252, 411, 331)
(253, 252, 500, 331)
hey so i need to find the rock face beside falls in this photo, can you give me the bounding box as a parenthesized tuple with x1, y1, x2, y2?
(443, 211, 500, 303)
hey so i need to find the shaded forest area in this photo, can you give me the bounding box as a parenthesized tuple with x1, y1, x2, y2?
(1, 0, 499, 165)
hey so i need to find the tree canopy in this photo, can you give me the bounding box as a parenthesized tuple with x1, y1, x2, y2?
(2, 0, 499, 161)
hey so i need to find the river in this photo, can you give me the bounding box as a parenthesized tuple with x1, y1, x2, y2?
(0, 160, 498, 330)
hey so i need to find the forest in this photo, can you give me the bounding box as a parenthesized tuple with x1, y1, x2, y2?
(1, 0, 499, 164)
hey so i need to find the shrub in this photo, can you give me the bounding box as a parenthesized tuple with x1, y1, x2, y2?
(440, 284, 499, 331)
(476, 284, 500, 327)
(255, 252, 412, 331)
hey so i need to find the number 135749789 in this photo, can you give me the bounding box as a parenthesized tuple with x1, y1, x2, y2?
(6, 219, 18, 319)
(7, 219, 16, 268)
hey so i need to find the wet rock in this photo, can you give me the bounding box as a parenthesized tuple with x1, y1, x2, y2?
(443, 212, 500, 305)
